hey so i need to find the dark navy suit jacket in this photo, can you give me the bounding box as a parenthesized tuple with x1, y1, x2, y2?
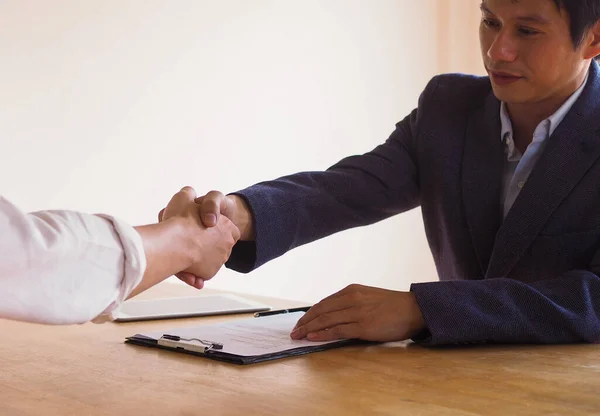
(226, 60, 600, 345)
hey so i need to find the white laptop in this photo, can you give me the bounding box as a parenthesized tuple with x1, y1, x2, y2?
(114, 294, 271, 322)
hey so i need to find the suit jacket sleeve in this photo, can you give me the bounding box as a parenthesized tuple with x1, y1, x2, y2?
(226, 78, 442, 273)
(410, 259, 600, 344)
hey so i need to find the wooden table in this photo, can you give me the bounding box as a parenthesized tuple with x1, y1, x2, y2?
(1, 283, 599, 416)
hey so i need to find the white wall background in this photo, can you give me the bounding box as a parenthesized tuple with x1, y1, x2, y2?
(438, 0, 485, 75)
(0, 0, 484, 303)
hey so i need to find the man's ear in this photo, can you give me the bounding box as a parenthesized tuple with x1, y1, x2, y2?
(583, 20, 600, 60)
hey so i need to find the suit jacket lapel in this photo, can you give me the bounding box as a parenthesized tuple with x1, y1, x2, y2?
(487, 61, 600, 278)
(462, 93, 505, 276)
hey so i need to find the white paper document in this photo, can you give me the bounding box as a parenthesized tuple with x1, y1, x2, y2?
(140, 312, 342, 356)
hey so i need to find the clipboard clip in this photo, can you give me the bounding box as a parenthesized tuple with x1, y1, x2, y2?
(159, 334, 224, 352)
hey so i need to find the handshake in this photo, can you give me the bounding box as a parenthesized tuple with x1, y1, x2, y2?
(146, 185, 426, 344)
(157, 186, 254, 290)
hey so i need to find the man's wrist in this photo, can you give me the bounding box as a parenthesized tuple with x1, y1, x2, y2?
(229, 195, 256, 241)
(130, 218, 197, 298)
(167, 217, 199, 270)
(407, 292, 426, 337)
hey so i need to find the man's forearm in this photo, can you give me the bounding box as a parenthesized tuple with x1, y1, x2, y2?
(129, 218, 195, 298)
(410, 271, 600, 345)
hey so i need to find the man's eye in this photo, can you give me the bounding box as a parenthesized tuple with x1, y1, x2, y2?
(519, 27, 539, 36)
(482, 18, 500, 28)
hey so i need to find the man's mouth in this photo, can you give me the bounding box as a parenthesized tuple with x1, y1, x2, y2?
(489, 70, 523, 86)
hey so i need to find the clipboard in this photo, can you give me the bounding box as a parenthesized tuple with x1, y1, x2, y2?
(125, 311, 369, 365)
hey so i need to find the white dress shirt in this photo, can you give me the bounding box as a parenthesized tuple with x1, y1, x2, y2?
(0, 196, 146, 324)
(500, 71, 589, 218)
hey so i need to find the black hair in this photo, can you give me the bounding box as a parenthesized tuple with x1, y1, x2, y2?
(553, 0, 600, 54)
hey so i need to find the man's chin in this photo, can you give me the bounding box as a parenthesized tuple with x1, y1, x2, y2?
(490, 85, 529, 104)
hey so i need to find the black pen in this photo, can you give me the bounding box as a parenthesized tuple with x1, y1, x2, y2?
(254, 306, 311, 317)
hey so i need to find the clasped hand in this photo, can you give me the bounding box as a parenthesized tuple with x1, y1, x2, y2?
(158, 187, 240, 289)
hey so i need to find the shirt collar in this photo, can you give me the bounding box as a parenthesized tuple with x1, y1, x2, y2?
(500, 70, 590, 144)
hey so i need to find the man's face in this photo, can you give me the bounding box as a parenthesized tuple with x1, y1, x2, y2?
(479, 0, 589, 105)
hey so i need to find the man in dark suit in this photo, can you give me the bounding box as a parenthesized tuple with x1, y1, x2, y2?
(174, 0, 600, 345)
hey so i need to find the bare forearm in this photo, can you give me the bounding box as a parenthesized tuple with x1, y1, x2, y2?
(129, 218, 194, 298)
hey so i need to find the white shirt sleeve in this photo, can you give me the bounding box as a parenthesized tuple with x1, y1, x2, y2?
(0, 196, 146, 325)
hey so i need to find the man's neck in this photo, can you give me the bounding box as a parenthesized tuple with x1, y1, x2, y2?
(506, 104, 550, 154)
